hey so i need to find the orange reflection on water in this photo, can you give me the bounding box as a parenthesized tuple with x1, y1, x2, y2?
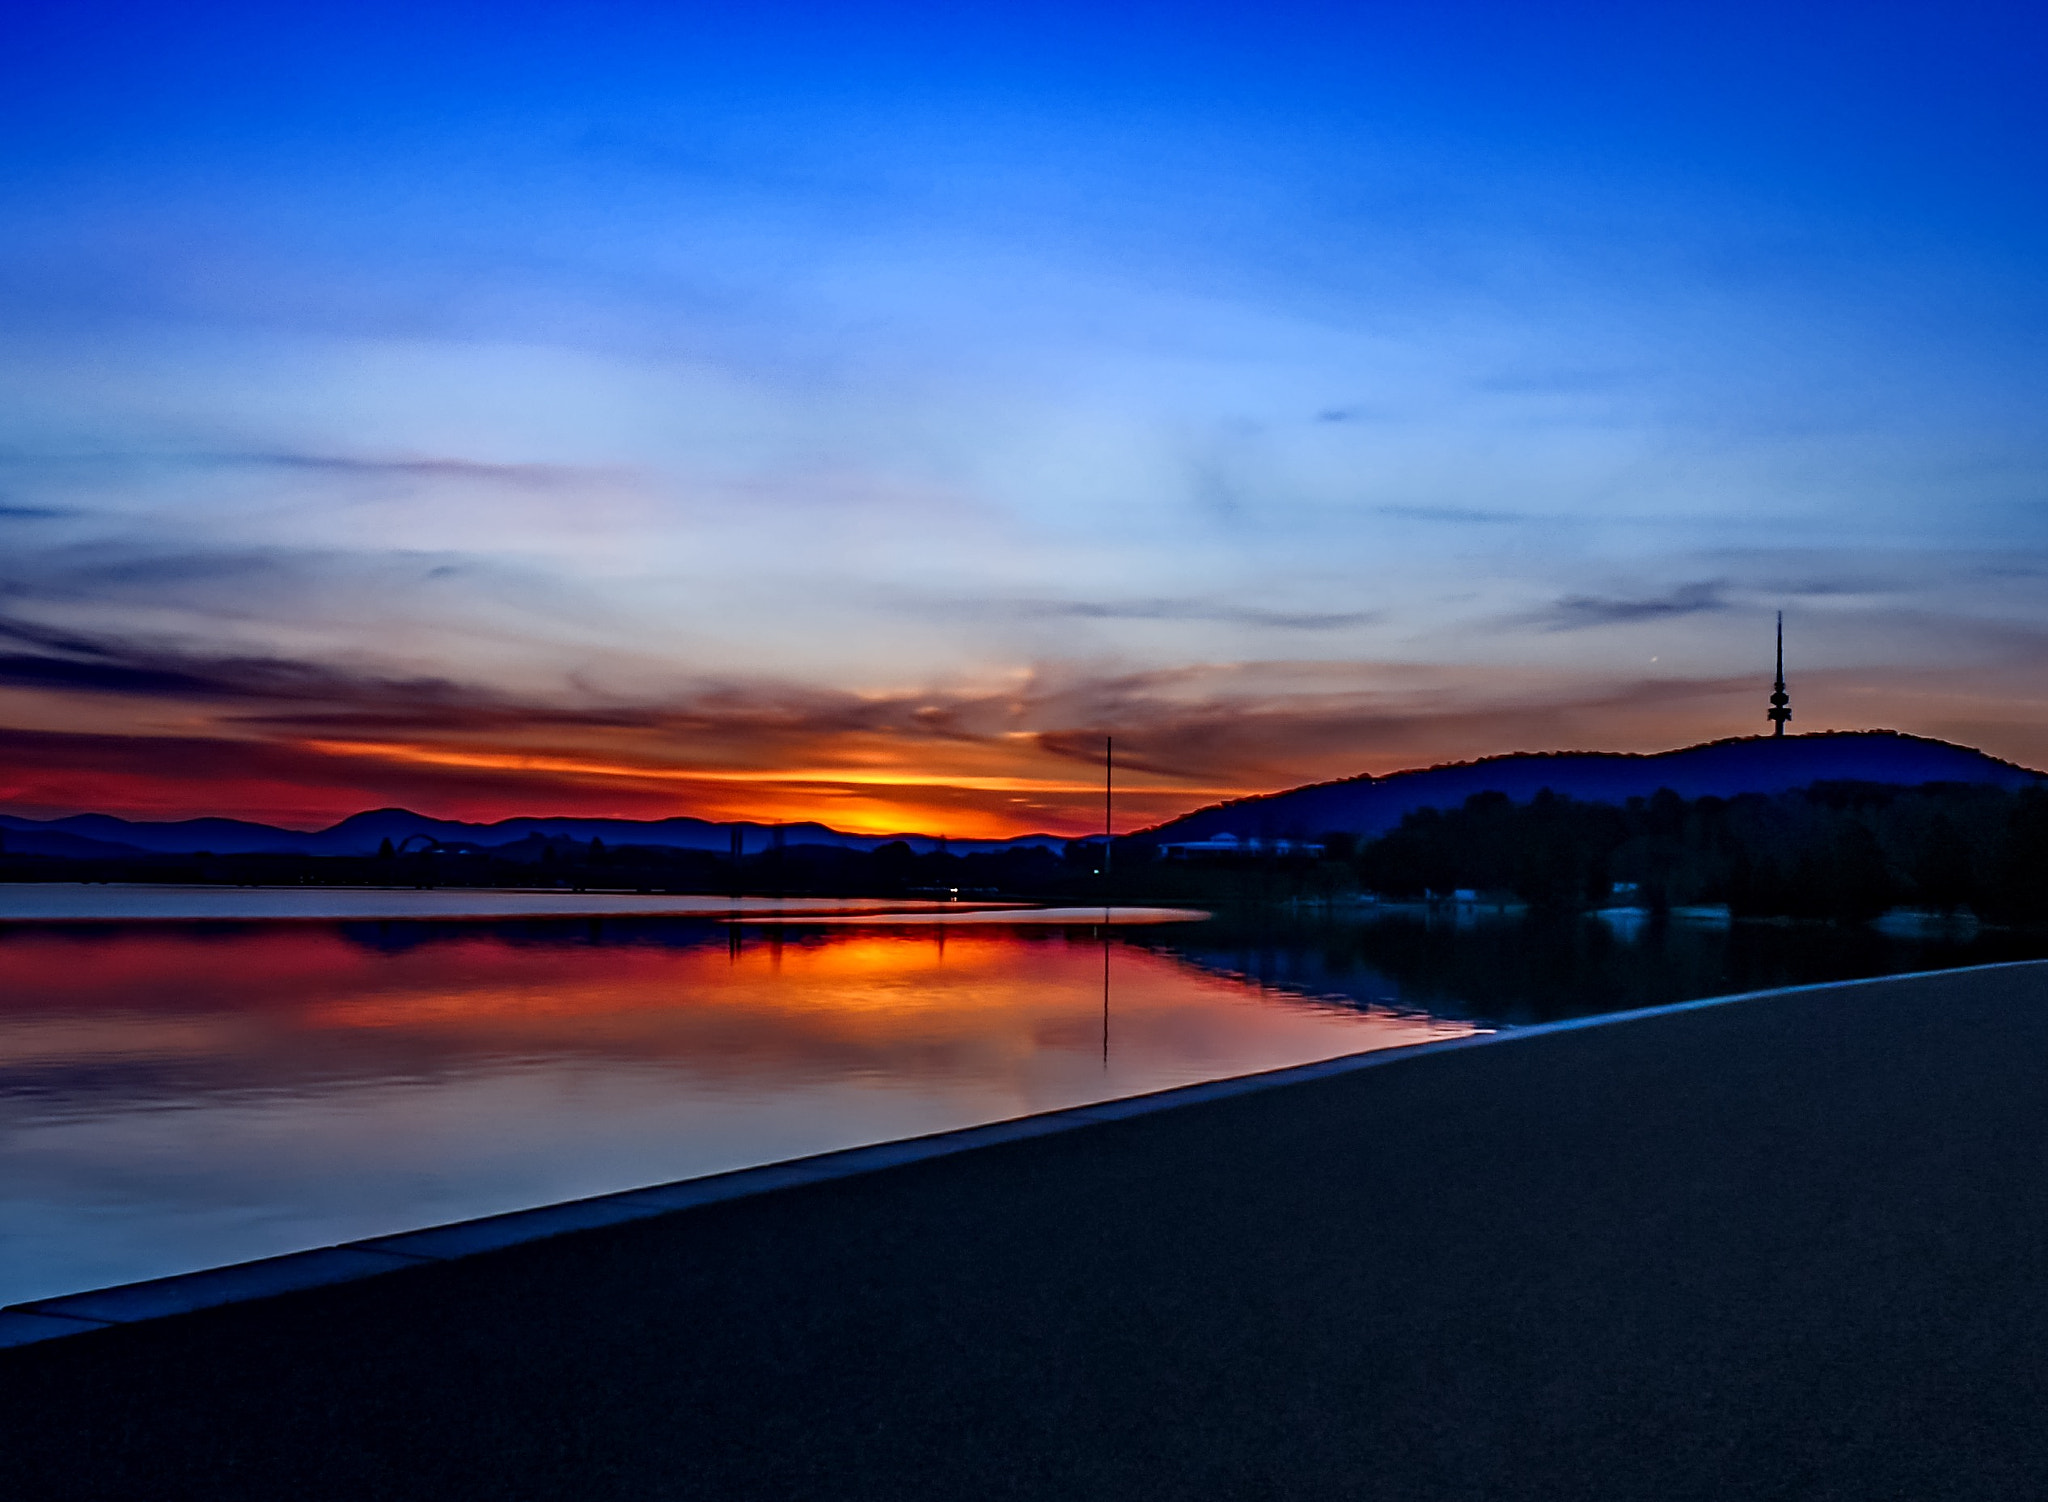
(290, 925, 1458, 1075)
(3, 923, 1468, 1076)
(0, 917, 1476, 1306)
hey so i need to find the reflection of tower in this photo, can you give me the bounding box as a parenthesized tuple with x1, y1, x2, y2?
(1767, 612, 1792, 737)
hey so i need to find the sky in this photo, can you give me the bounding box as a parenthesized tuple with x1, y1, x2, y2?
(1, 0, 2045, 837)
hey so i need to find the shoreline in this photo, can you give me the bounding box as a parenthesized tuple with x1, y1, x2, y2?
(4, 959, 2026, 1352)
(9, 959, 2048, 1499)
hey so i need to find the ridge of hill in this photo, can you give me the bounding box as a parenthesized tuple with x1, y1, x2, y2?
(0, 808, 1066, 860)
(4, 732, 2040, 863)
(1141, 732, 2044, 846)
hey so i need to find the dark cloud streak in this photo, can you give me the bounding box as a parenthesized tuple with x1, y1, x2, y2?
(1372, 504, 1523, 525)
(57, 552, 297, 589)
(1542, 582, 1728, 629)
(0, 653, 242, 698)
(1015, 598, 1380, 630)
(232, 452, 615, 490)
(0, 610, 476, 708)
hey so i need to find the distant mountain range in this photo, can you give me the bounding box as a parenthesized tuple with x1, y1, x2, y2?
(0, 808, 1068, 863)
(3, 731, 2040, 862)
(1141, 732, 2045, 845)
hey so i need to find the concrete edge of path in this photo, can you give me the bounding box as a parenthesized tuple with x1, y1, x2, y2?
(5, 958, 2038, 1352)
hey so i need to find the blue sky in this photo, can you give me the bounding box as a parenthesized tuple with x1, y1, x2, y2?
(1, 1, 2044, 832)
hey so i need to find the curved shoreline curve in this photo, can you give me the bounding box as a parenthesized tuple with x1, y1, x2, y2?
(7, 959, 2048, 1501)
(3, 960, 2027, 1349)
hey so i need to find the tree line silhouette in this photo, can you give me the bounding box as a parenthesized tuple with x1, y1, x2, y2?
(3, 780, 2044, 924)
(1350, 782, 2048, 923)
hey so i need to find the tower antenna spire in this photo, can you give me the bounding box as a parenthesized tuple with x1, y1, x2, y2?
(1767, 611, 1791, 737)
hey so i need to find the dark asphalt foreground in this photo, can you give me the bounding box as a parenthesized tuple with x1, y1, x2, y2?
(9, 964, 2048, 1501)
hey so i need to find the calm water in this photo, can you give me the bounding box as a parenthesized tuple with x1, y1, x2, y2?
(0, 912, 1464, 1306)
(1139, 906, 2048, 1026)
(3, 904, 2043, 1307)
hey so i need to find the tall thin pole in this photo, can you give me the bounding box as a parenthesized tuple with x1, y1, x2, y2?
(1102, 926, 1111, 1069)
(1103, 734, 1112, 1068)
(1104, 736, 1113, 908)
(1105, 733, 1122, 1065)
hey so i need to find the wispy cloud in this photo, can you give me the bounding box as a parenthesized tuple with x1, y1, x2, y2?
(1009, 599, 1381, 630)
(1541, 582, 1728, 629)
(1766, 576, 1904, 598)
(0, 609, 476, 708)
(53, 551, 299, 589)
(231, 452, 616, 490)
(1372, 504, 1524, 525)
(0, 613, 120, 659)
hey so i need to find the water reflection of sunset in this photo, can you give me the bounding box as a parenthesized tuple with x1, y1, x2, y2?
(0, 918, 1476, 1306)
(3, 923, 1467, 1076)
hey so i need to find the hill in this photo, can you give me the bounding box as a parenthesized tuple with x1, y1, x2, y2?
(0, 808, 1066, 860)
(6, 732, 2039, 864)
(1141, 732, 2044, 846)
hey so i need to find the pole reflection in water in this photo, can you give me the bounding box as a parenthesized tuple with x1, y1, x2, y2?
(0, 916, 1470, 1306)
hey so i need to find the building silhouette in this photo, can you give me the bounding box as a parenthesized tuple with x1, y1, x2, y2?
(1767, 611, 1791, 737)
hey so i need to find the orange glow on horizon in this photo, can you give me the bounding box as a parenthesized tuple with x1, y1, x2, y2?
(291, 736, 1249, 837)
(2, 659, 2044, 835)
(301, 737, 1246, 798)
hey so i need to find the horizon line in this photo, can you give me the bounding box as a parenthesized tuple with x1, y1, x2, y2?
(4, 728, 2037, 844)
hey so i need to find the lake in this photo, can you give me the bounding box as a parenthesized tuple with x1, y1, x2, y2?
(3, 897, 2042, 1308)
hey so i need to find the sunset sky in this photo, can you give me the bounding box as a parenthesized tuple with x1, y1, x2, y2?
(2, 2, 2045, 837)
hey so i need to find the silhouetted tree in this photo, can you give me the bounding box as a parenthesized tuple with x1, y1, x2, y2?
(1985, 788, 2048, 923)
(1910, 814, 1972, 914)
(1347, 778, 2048, 925)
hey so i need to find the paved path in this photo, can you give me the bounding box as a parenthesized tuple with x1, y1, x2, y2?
(7, 962, 2048, 1500)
